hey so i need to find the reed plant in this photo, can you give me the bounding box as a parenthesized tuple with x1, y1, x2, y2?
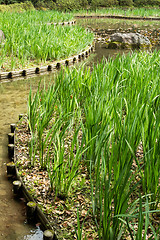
(27, 50, 160, 238)
(0, 10, 73, 26)
(76, 7, 160, 17)
(0, 10, 93, 71)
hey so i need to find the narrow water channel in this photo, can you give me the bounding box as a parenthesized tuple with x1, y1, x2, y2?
(0, 17, 159, 239)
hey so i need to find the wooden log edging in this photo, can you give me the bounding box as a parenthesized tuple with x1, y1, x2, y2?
(47, 20, 76, 26)
(7, 119, 58, 239)
(0, 43, 94, 81)
(75, 15, 160, 21)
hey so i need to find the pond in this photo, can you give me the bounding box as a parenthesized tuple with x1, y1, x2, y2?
(77, 18, 160, 62)
(0, 17, 159, 239)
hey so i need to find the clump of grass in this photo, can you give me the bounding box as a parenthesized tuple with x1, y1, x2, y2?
(75, 7, 160, 17)
(26, 50, 160, 239)
(0, 11, 93, 71)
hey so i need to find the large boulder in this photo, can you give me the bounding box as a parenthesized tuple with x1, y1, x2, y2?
(107, 32, 151, 49)
(0, 30, 5, 44)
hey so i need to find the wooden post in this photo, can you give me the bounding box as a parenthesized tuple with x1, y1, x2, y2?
(73, 57, 76, 64)
(22, 70, 27, 76)
(65, 60, 69, 67)
(10, 123, 16, 133)
(43, 230, 54, 240)
(13, 180, 22, 194)
(47, 65, 52, 71)
(26, 201, 37, 223)
(35, 67, 40, 74)
(8, 133, 14, 144)
(56, 63, 61, 69)
(7, 162, 16, 176)
(8, 144, 14, 160)
(8, 72, 13, 79)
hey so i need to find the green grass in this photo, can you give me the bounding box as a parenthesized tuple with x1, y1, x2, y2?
(75, 7, 160, 17)
(0, 10, 74, 24)
(0, 11, 93, 72)
(77, 17, 160, 30)
(0, 1, 35, 13)
(26, 50, 160, 239)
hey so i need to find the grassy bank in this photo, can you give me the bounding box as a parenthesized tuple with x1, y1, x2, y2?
(16, 50, 160, 239)
(75, 7, 160, 17)
(0, 11, 93, 72)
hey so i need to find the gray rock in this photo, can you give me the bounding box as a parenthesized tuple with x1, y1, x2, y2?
(0, 30, 5, 43)
(107, 32, 151, 49)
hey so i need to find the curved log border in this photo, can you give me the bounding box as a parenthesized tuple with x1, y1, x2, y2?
(46, 20, 76, 26)
(7, 120, 55, 236)
(75, 15, 160, 21)
(0, 44, 94, 81)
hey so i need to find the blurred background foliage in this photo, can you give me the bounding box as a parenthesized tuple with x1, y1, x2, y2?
(0, 0, 160, 10)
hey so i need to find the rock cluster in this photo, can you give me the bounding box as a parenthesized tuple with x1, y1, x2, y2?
(107, 32, 151, 49)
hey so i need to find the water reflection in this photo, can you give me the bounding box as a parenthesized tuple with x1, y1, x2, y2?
(21, 227, 43, 240)
(77, 17, 160, 63)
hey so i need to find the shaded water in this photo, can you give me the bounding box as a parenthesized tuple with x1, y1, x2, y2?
(0, 17, 160, 239)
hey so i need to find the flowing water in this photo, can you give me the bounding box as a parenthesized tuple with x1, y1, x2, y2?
(0, 17, 160, 239)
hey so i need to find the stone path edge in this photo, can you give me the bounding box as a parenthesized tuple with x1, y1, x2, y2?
(75, 15, 160, 21)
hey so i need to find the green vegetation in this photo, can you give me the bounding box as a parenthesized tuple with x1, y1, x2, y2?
(90, 0, 160, 7)
(0, 9, 73, 24)
(0, 11, 93, 71)
(1, 0, 160, 11)
(90, 0, 118, 8)
(0, 1, 34, 12)
(118, 0, 133, 6)
(76, 7, 160, 17)
(0, 0, 88, 11)
(26, 50, 160, 239)
(56, 0, 88, 11)
(134, 0, 160, 6)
